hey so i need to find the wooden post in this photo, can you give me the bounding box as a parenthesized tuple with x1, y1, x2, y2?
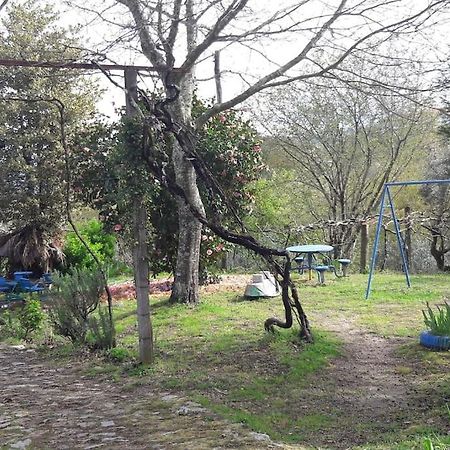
(360, 221, 368, 273)
(125, 68, 153, 364)
(214, 51, 222, 103)
(404, 206, 413, 273)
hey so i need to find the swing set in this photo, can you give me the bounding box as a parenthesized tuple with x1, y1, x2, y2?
(365, 178, 450, 299)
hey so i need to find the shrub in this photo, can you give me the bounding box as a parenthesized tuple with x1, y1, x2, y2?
(0, 309, 22, 340)
(63, 220, 116, 272)
(106, 346, 131, 362)
(18, 297, 45, 341)
(48, 269, 104, 344)
(422, 302, 450, 336)
(87, 305, 115, 350)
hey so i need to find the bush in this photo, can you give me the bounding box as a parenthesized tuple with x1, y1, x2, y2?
(107, 260, 133, 279)
(423, 302, 450, 336)
(0, 297, 46, 342)
(87, 305, 115, 350)
(0, 309, 22, 340)
(63, 220, 116, 272)
(48, 269, 105, 344)
(18, 297, 45, 341)
(106, 346, 131, 362)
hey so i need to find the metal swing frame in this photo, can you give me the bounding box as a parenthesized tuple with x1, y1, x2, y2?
(365, 179, 450, 299)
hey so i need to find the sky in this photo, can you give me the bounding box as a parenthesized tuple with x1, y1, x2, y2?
(30, 0, 450, 118)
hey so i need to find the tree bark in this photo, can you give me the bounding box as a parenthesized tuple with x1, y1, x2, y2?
(169, 159, 203, 304)
(404, 206, 413, 272)
(360, 222, 368, 273)
(169, 0, 204, 304)
(429, 230, 450, 272)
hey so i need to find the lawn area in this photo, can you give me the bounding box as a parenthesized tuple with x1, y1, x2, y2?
(98, 272, 450, 450)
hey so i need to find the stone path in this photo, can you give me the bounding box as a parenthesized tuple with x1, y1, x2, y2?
(0, 345, 301, 450)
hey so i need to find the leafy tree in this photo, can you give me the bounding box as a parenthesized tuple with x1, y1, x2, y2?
(0, 1, 99, 273)
(246, 168, 315, 245)
(73, 98, 263, 285)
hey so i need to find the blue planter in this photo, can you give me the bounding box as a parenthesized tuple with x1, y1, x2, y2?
(420, 331, 450, 350)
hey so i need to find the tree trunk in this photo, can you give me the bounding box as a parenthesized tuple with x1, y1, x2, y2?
(404, 206, 413, 273)
(170, 190, 202, 304)
(168, 71, 205, 304)
(430, 232, 447, 271)
(360, 222, 368, 273)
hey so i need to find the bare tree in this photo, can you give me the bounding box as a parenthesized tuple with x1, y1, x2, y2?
(257, 73, 438, 258)
(63, 0, 449, 299)
(60, 1, 449, 344)
(421, 118, 450, 271)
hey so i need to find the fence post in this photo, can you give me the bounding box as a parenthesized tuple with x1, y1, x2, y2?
(360, 221, 368, 273)
(125, 68, 153, 364)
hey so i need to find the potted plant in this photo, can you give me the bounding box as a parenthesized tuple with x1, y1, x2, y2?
(420, 301, 450, 350)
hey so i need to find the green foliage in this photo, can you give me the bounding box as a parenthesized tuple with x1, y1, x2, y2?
(48, 269, 105, 344)
(422, 435, 449, 450)
(423, 437, 435, 450)
(193, 98, 265, 217)
(106, 346, 132, 363)
(422, 302, 450, 336)
(0, 297, 45, 341)
(0, 309, 23, 340)
(247, 168, 316, 244)
(63, 220, 116, 271)
(0, 1, 99, 233)
(199, 228, 229, 284)
(74, 98, 264, 279)
(18, 297, 45, 340)
(87, 305, 115, 350)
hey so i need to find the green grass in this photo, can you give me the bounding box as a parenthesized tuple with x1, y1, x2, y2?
(295, 272, 450, 337)
(8, 271, 450, 449)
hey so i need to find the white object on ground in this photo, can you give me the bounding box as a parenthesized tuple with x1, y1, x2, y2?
(244, 271, 280, 298)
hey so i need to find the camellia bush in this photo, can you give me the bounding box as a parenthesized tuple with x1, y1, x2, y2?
(72, 97, 265, 282)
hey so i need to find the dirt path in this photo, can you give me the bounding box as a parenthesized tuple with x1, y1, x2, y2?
(217, 277, 430, 446)
(296, 315, 433, 448)
(0, 345, 302, 450)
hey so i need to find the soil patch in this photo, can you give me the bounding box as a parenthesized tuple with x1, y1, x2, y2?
(108, 274, 250, 302)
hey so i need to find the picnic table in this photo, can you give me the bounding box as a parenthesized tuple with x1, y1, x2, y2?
(13, 271, 33, 281)
(0, 272, 49, 309)
(286, 244, 334, 281)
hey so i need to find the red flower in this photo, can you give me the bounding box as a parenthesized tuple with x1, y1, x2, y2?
(113, 224, 123, 232)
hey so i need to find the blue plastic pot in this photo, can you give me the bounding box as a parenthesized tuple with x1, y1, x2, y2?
(420, 331, 450, 350)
